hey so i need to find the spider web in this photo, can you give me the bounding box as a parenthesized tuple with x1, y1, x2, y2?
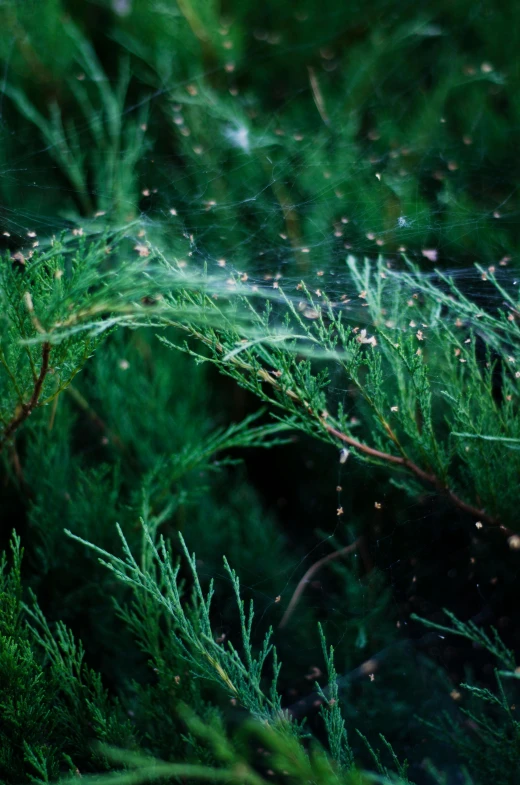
(0, 2, 519, 777)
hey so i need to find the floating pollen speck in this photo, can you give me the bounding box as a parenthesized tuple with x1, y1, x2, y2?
(134, 244, 150, 257)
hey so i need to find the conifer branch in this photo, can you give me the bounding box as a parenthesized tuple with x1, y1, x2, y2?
(0, 342, 51, 450)
(65, 384, 127, 454)
(279, 540, 359, 629)
(324, 423, 499, 528)
(170, 320, 500, 529)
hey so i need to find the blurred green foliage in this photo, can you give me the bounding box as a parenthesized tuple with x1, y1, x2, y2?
(0, 0, 519, 783)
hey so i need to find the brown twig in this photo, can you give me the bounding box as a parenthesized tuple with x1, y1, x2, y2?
(279, 540, 359, 629)
(0, 342, 51, 451)
(173, 321, 502, 530)
(65, 385, 126, 455)
(308, 67, 330, 126)
(324, 422, 499, 528)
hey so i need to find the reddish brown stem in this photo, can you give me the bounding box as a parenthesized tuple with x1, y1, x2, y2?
(0, 342, 51, 450)
(324, 422, 500, 529)
(178, 322, 502, 531)
(279, 540, 359, 629)
(65, 385, 127, 454)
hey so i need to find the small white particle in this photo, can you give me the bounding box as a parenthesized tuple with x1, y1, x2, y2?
(224, 124, 250, 154)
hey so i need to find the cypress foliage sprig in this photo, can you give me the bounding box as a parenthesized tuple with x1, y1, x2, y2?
(156, 257, 519, 530)
(65, 523, 289, 725)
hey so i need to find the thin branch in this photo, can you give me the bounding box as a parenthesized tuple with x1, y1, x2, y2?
(279, 541, 359, 629)
(324, 422, 499, 528)
(172, 319, 502, 530)
(308, 66, 330, 126)
(0, 342, 51, 450)
(65, 384, 126, 454)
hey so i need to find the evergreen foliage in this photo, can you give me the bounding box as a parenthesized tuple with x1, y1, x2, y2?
(161, 255, 519, 528)
(0, 0, 519, 783)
